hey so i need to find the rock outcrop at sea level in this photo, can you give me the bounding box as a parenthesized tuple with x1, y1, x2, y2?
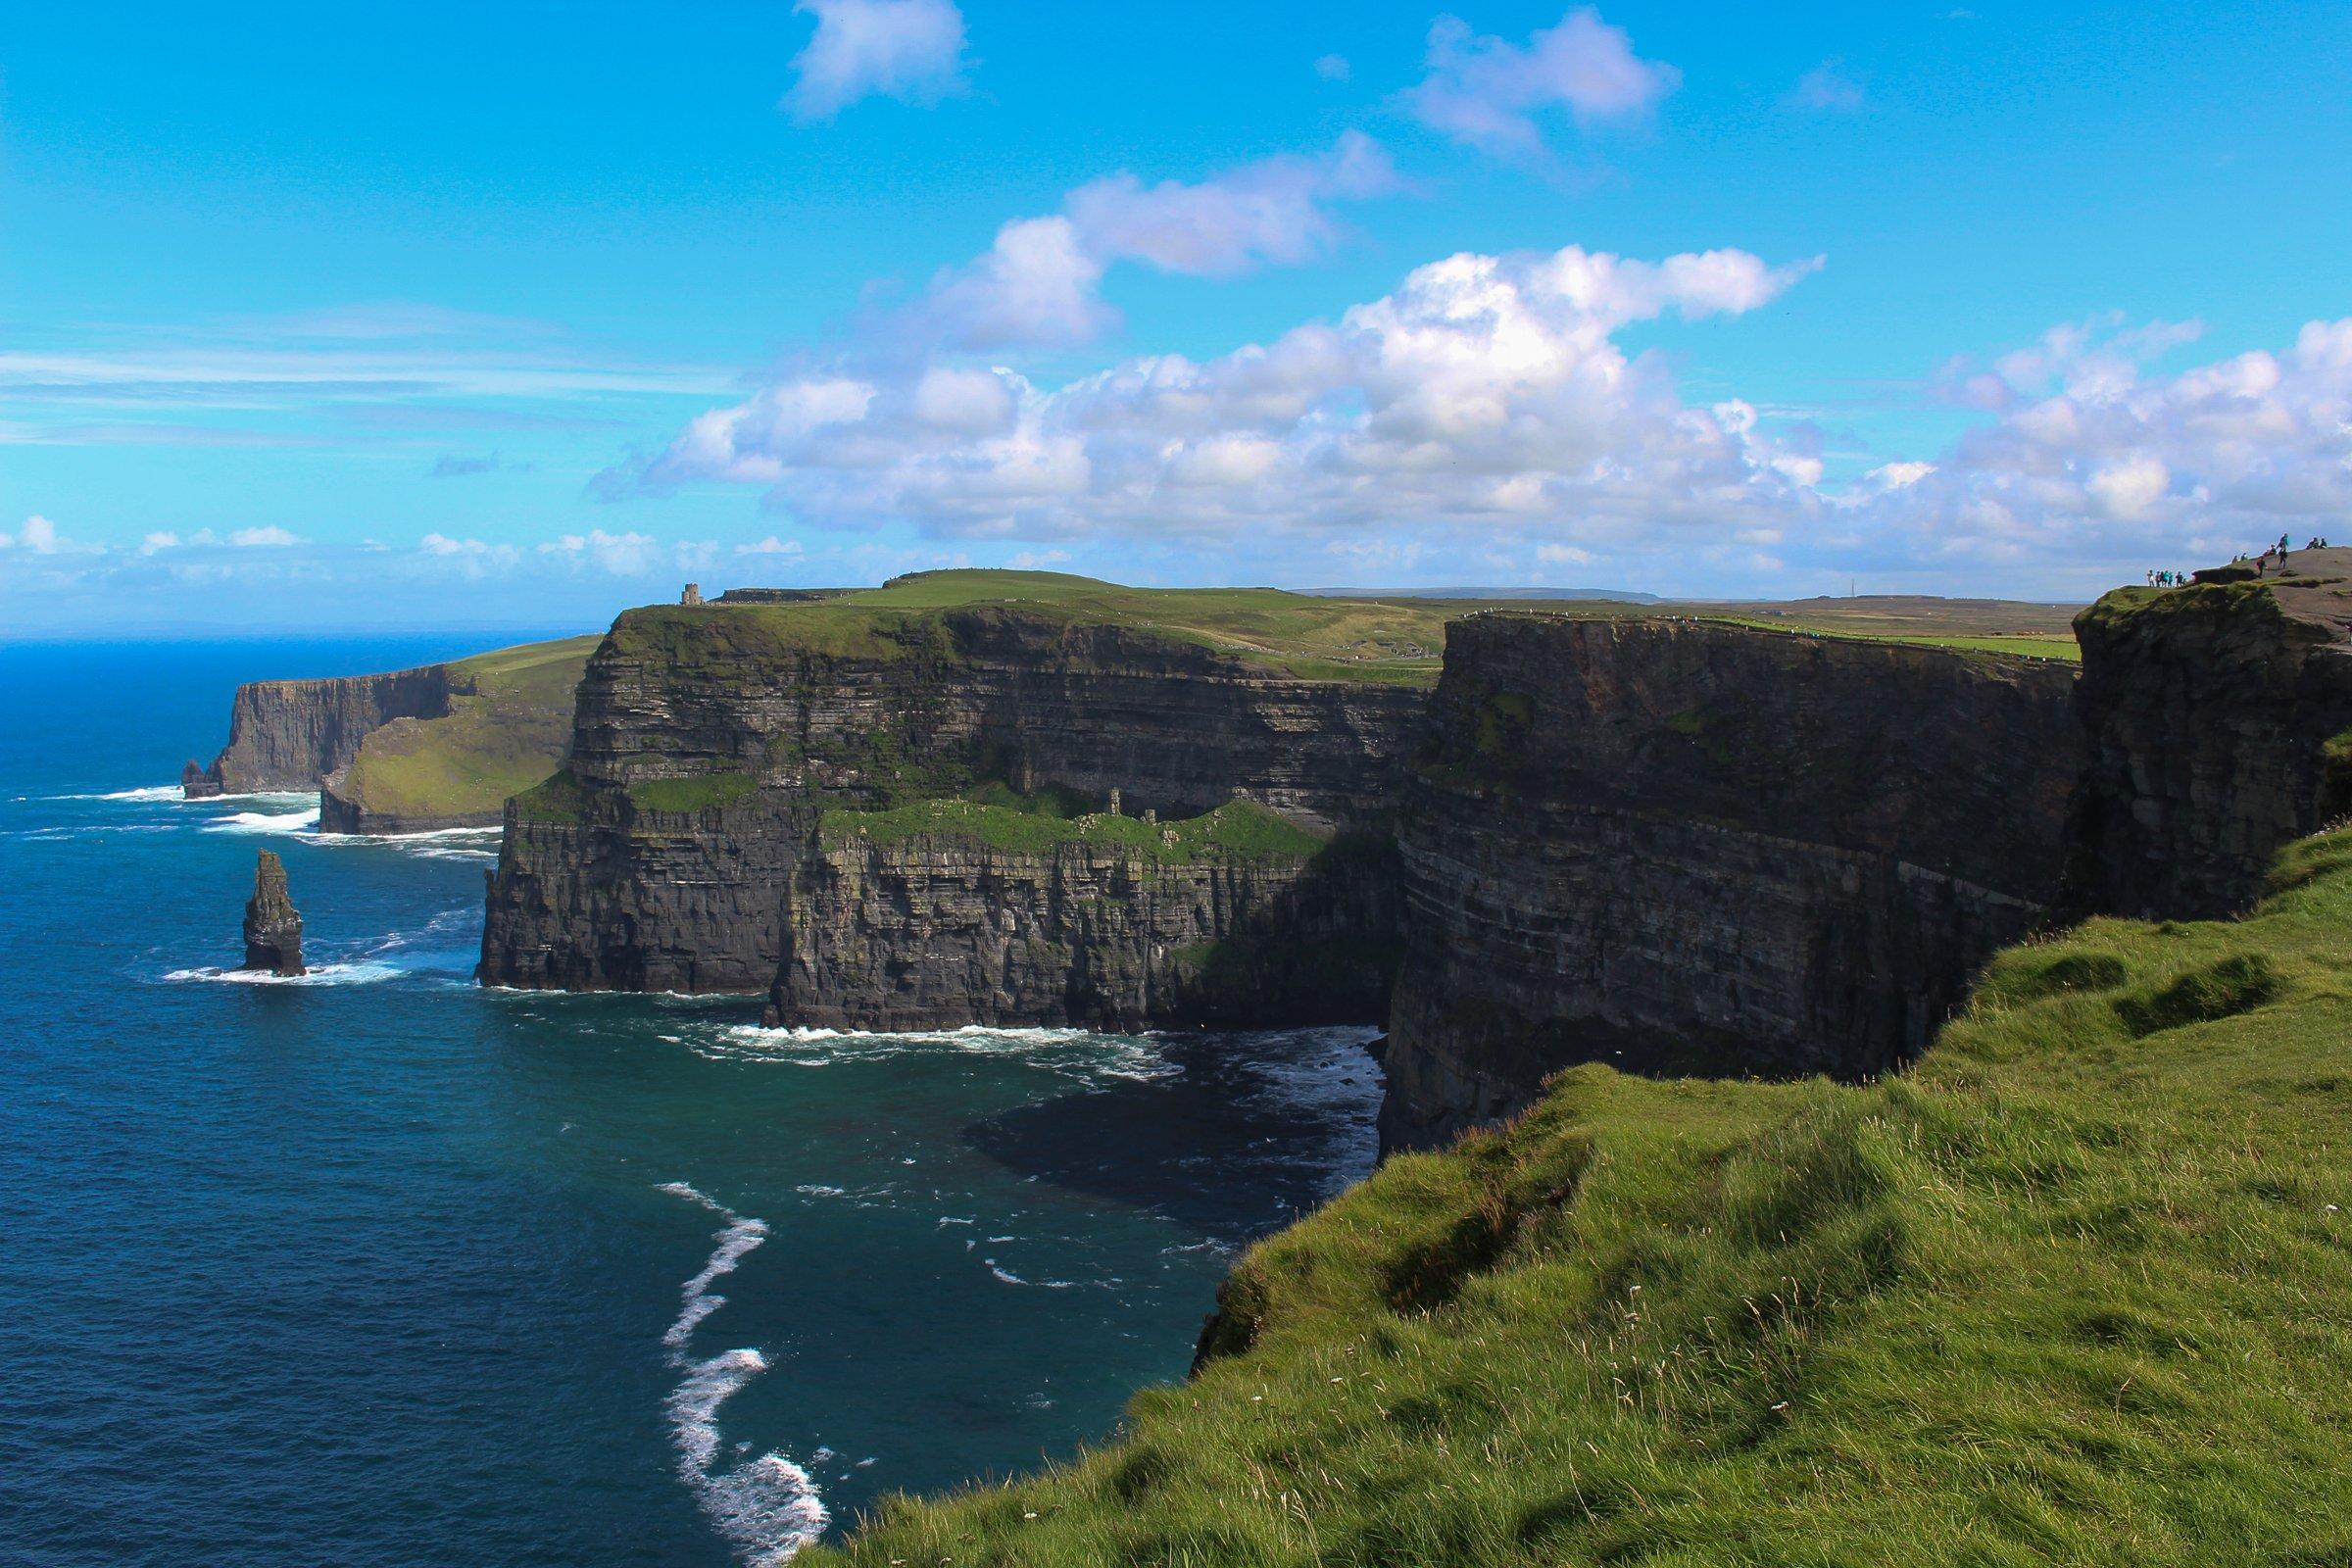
(241, 850, 305, 976)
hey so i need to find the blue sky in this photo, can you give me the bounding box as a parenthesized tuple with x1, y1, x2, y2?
(4, 0, 2349, 632)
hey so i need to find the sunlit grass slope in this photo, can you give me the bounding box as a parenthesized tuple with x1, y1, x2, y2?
(619, 570, 2079, 690)
(808, 828, 2352, 1566)
(330, 634, 600, 823)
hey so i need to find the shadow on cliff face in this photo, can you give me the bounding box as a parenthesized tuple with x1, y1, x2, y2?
(959, 1031, 1383, 1247)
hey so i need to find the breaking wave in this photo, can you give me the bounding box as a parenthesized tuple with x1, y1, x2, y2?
(207, 810, 320, 835)
(161, 961, 401, 987)
(705, 1022, 1174, 1085)
(657, 1182, 827, 1564)
(52, 785, 185, 803)
(312, 824, 502, 861)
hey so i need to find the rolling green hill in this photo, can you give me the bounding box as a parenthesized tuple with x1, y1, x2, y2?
(665, 570, 2082, 687)
(324, 634, 600, 828)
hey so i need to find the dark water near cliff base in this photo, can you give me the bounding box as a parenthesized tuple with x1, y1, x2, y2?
(0, 640, 1383, 1567)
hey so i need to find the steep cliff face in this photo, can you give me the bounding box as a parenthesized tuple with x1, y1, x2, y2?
(200, 666, 452, 793)
(2066, 552, 2352, 920)
(196, 635, 595, 831)
(769, 805, 1398, 1030)
(479, 604, 1427, 996)
(1380, 616, 2081, 1149)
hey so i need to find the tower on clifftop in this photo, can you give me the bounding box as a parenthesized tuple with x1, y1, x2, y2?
(681, 583, 703, 606)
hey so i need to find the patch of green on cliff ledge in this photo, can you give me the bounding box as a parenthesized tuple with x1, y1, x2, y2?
(807, 826, 2352, 1567)
(329, 634, 599, 825)
(819, 796, 1332, 864)
(626, 770, 758, 814)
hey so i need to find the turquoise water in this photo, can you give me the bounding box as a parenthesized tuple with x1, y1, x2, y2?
(0, 640, 1383, 1566)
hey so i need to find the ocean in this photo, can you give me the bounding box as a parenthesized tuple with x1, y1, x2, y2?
(0, 638, 1384, 1567)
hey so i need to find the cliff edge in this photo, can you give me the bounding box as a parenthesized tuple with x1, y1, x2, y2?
(2066, 547, 2352, 919)
(1378, 615, 2082, 1149)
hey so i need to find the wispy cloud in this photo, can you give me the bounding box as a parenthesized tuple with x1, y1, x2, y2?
(783, 0, 969, 121)
(1399, 7, 1679, 162)
(1788, 59, 1865, 113)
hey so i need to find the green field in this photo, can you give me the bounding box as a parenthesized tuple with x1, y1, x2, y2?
(808, 827, 2352, 1566)
(329, 633, 600, 824)
(820, 795, 1333, 863)
(638, 569, 2084, 686)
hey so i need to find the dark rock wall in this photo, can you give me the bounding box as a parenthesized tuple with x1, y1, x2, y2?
(203, 666, 453, 793)
(2066, 564, 2352, 920)
(771, 833, 1398, 1031)
(479, 607, 1429, 996)
(1379, 615, 2081, 1150)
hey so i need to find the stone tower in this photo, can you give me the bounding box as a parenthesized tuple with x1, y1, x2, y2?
(681, 583, 704, 606)
(241, 850, 306, 976)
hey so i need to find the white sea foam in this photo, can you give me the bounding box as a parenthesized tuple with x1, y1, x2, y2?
(663, 1211, 771, 1351)
(54, 785, 315, 806)
(703, 1021, 1174, 1085)
(53, 784, 185, 802)
(310, 824, 502, 862)
(162, 961, 401, 987)
(202, 806, 320, 836)
(983, 1261, 1078, 1289)
(658, 1183, 828, 1563)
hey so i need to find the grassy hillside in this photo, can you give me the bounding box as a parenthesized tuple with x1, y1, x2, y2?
(329, 633, 599, 824)
(650, 570, 2082, 685)
(808, 827, 2352, 1566)
(819, 796, 1333, 863)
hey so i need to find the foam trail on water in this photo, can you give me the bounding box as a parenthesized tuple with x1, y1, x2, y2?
(203, 807, 320, 836)
(162, 961, 400, 987)
(52, 784, 184, 802)
(658, 1183, 828, 1563)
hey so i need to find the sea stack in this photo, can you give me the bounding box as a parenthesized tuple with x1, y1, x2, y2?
(181, 759, 223, 799)
(241, 850, 306, 976)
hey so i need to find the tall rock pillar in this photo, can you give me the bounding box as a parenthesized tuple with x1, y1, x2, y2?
(241, 850, 307, 976)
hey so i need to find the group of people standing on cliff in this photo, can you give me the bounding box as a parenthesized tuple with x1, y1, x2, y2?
(2151, 535, 2332, 588)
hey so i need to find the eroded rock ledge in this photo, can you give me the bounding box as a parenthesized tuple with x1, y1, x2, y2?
(770, 802, 1399, 1031)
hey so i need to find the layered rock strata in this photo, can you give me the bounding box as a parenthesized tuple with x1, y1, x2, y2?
(241, 850, 305, 976)
(2065, 550, 2352, 920)
(479, 604, 1428, 999)
(192, 665, 453, 795)
(1379, 615, 2082, 1150)
(768, 807, 1398, 1031)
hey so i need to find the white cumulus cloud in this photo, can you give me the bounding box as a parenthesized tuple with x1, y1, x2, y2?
(540, 528, 664, 576)
(1401, 7, 1679, 160)
(783, 0, 967, 121)
(633, 242, 1822, 558)
(900, 133, 1402, 353)
(228, 525, 304, 548)
(4, 514, 62, 553)
(1869, 316, 2352, 564)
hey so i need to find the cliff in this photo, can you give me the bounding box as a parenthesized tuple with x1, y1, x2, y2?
(318, 636, 596, 834)
(479, 601, 1429, 997)
(194, 635, 596, 832)
(2065, 548, 2352, 919)
(769, 801, 1398, 1030)
(1379, 615, 2081, 1149)
(198, 664, 453, 794)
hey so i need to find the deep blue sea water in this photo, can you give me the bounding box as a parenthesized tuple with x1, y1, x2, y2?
(0, 639, 1383, 1567)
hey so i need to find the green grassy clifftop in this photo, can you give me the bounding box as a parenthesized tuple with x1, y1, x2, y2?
(809, 826, 2352, 1566)
(611, 570, 2080, 694)
(322, 634, 599, 830)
